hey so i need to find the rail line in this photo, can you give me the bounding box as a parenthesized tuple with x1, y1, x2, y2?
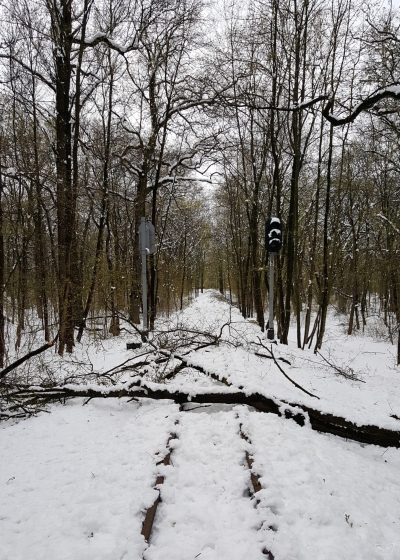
(141, 422, 179, 543)
(239, 422, 276, 560)
(141, 407, 278, 559)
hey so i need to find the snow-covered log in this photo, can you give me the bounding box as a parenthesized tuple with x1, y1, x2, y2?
(11, 381, 400, 449)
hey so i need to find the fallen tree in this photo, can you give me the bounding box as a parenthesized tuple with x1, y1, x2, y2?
(1, 319, 399, 449)
(5, 378, 400, 449)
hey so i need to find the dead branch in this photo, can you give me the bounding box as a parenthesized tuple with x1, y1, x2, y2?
(257, 339, 320, 399)
(0, 335, 59, 380)
(316, 351, 365, 383)
(254, 351, 291, 366)
(163, 352, 230, 385)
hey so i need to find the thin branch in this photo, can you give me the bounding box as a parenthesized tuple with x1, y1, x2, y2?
(316, 351, 365, 383)
(0, 335, 59, 380)
(257, 338, 320, 399)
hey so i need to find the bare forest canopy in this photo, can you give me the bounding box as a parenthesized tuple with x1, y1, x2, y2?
(0, 0, 399, 365)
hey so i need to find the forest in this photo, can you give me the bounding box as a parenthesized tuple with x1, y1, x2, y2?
(2, 3, 400, 557)
(0, 0, 399, 364)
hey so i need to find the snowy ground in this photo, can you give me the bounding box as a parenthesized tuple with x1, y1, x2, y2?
(1, 291, 400, 559)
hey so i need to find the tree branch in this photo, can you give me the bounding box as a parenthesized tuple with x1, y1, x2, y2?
(257, 339, 320, 399)
(0, 335, 59, 380)
(322, 86, 400, 126)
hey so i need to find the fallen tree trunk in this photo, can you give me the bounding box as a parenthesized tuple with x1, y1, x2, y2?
(10, 380, 400, 449)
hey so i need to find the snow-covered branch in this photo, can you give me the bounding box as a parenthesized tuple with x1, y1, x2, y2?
(0, 54, 56, 91)
(377, 213, 400, 235)
(322, 86, 400, 126)
(74, 32, 140, 54)
(157, 176, 213, 186)
(236, 93, 329, 112)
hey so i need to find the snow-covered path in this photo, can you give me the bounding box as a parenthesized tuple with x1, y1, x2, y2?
(2, 291, 400, 559)
(0, 400, 178, 560)
(1, 399, 400, 560)
(144, 407, 267, 560)
(245, 408, 400, 560)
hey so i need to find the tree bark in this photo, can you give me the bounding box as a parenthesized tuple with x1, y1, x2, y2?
(52, 0, 74, 355)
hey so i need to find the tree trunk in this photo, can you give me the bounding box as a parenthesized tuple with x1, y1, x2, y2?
(32, 81, 50, 342)
(314, 124, 333, 351)
(53, 0, 74, 354)
(303, 118, 324, 348)
(0, 157, 5, 368)
(106, 220, 120, 336)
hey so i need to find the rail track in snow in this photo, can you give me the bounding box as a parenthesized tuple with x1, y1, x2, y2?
(140, 405, 276, 560)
